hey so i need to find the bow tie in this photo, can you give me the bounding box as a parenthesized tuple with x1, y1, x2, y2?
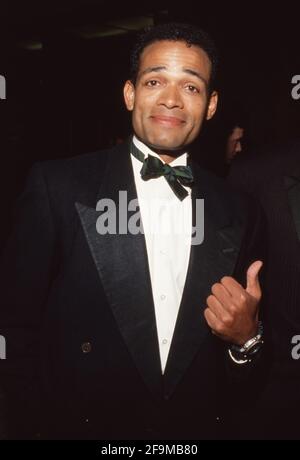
(131, 141, 194, 201)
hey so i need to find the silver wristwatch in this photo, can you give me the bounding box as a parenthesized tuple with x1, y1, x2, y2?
(228, 321, 264, 364)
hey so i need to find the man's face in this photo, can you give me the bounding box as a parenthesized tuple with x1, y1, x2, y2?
(124, 40, 218, 151)
(226, 126, 244, 163)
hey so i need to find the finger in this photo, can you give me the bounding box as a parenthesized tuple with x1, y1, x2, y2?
(204, 307, 222, 332)
(220, 276, 244, 298)
(208, 287, 232, 316)
(246, 260, 263, 297)
(206, 295, 228, 321)
(204, 308, 227, 340)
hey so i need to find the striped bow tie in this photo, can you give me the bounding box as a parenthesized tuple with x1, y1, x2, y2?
(131, 141, 194, 201)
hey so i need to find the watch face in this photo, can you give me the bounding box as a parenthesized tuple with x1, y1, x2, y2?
(247, 339, 264, 356)
(230, 338, 263, 360)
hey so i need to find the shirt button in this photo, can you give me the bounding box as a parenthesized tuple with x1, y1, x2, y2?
(160, 294, 166, 301)
(162, 339, 168, 345)
(81, 342, 92, 353)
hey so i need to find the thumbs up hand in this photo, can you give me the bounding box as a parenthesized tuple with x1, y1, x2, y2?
(204, 261, 263, 346)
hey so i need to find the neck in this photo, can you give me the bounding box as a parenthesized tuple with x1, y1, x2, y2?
(133, 135, 187, 164)
(157, 153, 178, 164)
(153, 148, 187, 164)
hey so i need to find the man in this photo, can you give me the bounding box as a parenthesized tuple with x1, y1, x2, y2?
(228, 140, 300, 439)
(0, 23, 267, 440)
(226, 125, 244, 164)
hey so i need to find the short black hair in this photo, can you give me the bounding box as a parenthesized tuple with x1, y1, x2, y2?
(129, 22, 218, 92)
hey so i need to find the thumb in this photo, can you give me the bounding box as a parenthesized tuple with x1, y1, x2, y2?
(246, 260, 263, 297)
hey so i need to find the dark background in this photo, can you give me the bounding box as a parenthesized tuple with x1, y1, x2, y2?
(0, 0, 299, 243)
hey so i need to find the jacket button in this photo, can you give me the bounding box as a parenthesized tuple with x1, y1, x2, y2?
(81, 342, 92, 353)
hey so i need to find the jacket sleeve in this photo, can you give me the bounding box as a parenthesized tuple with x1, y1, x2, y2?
(0, 162, 59, 438)
(223, 194, 273, 415)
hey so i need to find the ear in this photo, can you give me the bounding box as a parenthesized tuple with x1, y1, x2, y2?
(206, 90, 218, 120)
(123, 80, 135, 111)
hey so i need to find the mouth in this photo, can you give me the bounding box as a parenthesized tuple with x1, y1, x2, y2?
(150, 115, 185, 127)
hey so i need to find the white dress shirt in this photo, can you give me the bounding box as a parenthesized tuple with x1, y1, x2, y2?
(130, 136, 192, 373)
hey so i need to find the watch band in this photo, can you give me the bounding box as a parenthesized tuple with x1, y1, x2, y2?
(228, 321, 264, 364)
(228, 348, 249, 364)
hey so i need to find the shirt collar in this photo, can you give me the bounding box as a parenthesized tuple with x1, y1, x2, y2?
(132, 135, 188, 167)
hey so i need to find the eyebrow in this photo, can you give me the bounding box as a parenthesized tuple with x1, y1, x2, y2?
(139, 66, 208, 87)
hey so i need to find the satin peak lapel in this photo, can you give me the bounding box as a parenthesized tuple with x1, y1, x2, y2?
(75, 143, 163, 398)
(163, 163, 245, 398)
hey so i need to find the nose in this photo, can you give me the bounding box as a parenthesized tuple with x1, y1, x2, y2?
(235, 141, 242, 153)
(158, 83, 183, 109)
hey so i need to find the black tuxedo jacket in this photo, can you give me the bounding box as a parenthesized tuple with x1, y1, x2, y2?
(0, 140, 267, 439)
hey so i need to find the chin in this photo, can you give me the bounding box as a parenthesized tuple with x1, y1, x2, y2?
(146, 137, 188, 152)
(152, 144, 183, 152)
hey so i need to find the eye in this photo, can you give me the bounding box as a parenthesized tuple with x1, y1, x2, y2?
(145, 80, 160, 87)
(186, 85, 200, 94)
